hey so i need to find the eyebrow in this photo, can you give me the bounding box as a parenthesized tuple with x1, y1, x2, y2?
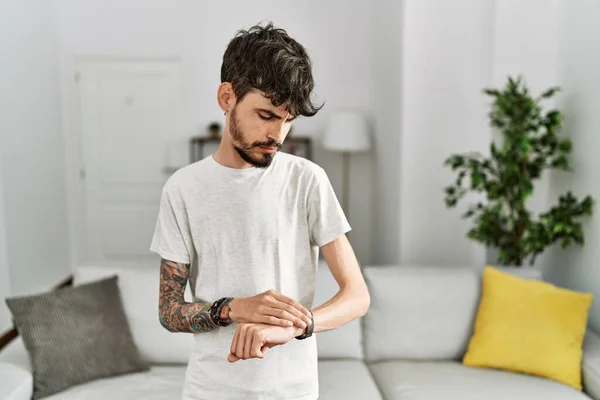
(256, 108, 296, 122)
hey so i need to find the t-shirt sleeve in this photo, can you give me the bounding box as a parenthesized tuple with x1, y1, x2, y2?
(307, 166, 352, 247)
(150, 186, 195, 264)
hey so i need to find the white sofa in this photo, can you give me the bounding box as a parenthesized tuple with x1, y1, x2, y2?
(1, 263, 599, 400)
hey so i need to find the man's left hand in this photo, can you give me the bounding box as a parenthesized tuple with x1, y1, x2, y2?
(227, 323, 303, 363)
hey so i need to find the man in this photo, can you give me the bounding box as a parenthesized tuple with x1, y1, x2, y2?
(150, 22, 370, 400)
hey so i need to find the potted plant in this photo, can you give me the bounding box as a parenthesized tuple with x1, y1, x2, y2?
(443, 76, 594, 271)
(207, 121, 222, 138)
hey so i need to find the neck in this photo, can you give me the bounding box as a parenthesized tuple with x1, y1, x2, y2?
(212, 133, 253, 169)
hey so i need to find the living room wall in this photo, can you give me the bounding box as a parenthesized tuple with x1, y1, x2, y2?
(396, 0, 494, 267)
(544, 0, 600, 332)
(0, 0, 71, 330)
(2, 0, 598, 333)
(388, 0, 600, 330)
(54, 0, 376, 265)
(0, 161, 10, 332)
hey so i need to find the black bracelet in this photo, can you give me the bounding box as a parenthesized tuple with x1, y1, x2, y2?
(209, 297, 234, 327)
(295, 310, 314, 340)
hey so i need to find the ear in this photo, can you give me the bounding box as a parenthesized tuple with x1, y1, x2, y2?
(217, 82, 236, 114)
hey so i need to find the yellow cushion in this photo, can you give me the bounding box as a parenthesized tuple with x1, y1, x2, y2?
(462, 265, 593, 390)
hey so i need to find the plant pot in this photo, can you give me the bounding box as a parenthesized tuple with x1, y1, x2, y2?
(485, 247, 542, 280)
(487, 265, 542, 280)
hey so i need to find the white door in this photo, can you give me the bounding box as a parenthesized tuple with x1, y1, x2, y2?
(76, 58, 181, 264)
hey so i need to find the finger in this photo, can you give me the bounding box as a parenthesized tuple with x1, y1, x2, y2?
(250, 333, 264, 359)
(269, 307, 308, 329)
(244, 327, 253, 360)
(260, 345, 269, 357)
(260, 315, 293, 327)
(231, 327, 239, 356)
(236, 325, 246, 360)
(228, 352, 240, 363)
(269, 292, 312, 318)
(273, 299, 312, 326)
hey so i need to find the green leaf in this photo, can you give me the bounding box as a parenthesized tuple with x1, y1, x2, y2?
(551, 155, 569, 170)
(522, 181, 533, 200)
(483, 88, 501, 97)
(552, 223, 565, 233)
(558, 139, 572, 152)
(521, 137, 531, 153)
(540, 86, 560, 98)
(545, 110, 562, 126)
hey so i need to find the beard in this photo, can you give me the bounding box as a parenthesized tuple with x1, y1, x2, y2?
(229, 107, 281, 169)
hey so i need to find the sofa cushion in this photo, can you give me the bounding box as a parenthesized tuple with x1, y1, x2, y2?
(0, 362, 32, 400)
(40, 366, 186, 400)
(5, 276, 150, 399)
(0, 337, 30, 371)
(318, 360, 382, 399)
(583, 330, 600, 400)
(463, 266, 593, 391)
(362, 265, 480, 362)
(0, 337, 32, 400)
(73, 263, 195, 365)
(368, 360, 591, 400)
(314, 262, 363, 360)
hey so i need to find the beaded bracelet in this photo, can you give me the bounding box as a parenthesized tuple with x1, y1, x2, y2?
(209, 297, 234, 327)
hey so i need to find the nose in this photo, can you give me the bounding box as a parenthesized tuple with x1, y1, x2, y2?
(266, 124, 288, 145)
(266, 135, 282, 147)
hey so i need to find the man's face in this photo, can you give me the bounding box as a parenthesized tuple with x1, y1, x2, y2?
(228, 90, 295, 168)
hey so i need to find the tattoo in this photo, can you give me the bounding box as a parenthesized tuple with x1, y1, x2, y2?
(158, 258, 218, 333)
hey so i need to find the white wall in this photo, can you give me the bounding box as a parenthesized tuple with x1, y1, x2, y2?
(545, 0, 600, 332)
(0, 156, 10, 332)
(370, 0, 403, 265)
(54, 0, 375, 265)
(303, 0, 374, 264)
(374, 0, 570, 269)
(388, 0, 600, 330)
(3, 1, 597, 323)
(397, 0, 494, 266)
(0, 0, 71, 298)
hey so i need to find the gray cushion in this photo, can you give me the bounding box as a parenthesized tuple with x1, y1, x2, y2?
(318, 360, 382, 399)
(6, 276, 149, 399)
(362, 265, 481, 362)
(368, 360, 591, 400)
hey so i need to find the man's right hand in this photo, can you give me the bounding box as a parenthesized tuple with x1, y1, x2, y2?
(228, 290, 312, 329)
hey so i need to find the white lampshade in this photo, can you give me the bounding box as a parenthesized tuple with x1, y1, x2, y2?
(322, 110, 371, 152)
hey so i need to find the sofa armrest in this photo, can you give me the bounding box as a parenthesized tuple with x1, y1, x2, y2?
(584, 329, 600, 399)
(0, 362, 33, 400)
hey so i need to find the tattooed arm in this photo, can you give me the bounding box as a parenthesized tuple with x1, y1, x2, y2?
(158, 258, 225, 333)
(159, 258, 312, 334)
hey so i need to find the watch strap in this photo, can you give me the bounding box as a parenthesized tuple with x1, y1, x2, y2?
(295, 310, 314, 340)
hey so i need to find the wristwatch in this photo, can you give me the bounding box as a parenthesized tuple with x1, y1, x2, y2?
(295, 310, 314, 340)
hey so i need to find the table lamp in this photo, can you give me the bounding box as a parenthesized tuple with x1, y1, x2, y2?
(322, 110, 371, 213)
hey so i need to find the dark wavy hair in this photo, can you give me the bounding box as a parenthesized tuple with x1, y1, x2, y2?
(220, 22, 323, 118)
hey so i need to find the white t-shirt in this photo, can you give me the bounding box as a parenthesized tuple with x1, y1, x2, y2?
(150, 152, 351, 400)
